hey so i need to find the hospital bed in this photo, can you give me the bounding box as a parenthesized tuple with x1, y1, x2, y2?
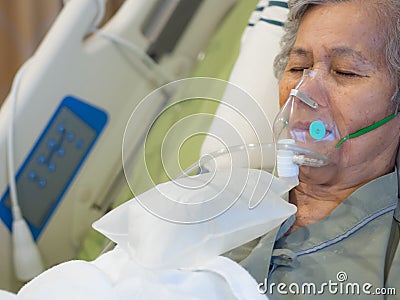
(5, 0, 396, 298)
(0, 0, 238, 291)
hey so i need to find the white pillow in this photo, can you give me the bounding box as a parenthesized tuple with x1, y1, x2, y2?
(93, 168, 296, 269)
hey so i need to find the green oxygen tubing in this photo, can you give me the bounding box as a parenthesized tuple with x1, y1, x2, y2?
(335, 112, 398, 148)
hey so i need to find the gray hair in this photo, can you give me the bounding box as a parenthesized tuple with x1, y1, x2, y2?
(273, 0, 400, 106)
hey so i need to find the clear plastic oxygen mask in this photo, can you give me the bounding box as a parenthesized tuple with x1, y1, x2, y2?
(273, 69, 348, 177)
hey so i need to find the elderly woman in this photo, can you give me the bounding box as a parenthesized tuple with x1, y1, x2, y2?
(241, 0, 400, 298)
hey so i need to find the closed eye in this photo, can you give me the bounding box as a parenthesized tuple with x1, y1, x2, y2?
(334, 70, 364, 78)
(289, 67, 310, 74)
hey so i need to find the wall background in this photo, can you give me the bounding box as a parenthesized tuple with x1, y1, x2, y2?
(0, 0, 124, 106)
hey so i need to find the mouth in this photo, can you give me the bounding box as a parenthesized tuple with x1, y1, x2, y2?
(290, 121, 334, 141)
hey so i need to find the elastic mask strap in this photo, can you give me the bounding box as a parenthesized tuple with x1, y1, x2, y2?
(335, 113, 398, 148)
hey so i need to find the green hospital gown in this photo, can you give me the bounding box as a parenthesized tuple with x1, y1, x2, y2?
(241, 171, 399, 299)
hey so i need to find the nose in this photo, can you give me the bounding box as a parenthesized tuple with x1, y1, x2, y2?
(290, 89, 318, 109)
(294, 70, 330, 108)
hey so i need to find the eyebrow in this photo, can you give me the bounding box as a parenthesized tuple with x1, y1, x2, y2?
(329, 47, 370, 64)
(289, 46, 374, 66)
(289, 47, 312, 58)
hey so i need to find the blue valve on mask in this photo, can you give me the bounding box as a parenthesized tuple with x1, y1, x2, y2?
(309, 120, 326, 140)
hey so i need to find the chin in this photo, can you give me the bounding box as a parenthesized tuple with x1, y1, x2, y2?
(298, 164, 338, 185)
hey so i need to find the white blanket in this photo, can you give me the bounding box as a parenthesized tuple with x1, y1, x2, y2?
(7, 168, 296, 299)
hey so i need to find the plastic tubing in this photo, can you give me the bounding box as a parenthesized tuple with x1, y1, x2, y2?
(176, 142, 329, 179)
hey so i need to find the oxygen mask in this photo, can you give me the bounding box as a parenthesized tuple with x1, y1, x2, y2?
(273, 69, 349, 176)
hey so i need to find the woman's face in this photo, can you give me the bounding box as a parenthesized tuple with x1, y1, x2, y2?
(279, 1, 400, 185)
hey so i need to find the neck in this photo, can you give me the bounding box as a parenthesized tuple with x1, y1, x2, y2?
(286, 138, 398, 234)
(287, 181, 360, 233)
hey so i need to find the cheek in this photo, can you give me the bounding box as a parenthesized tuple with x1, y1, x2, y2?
(340, 107, 364, 136)
(332, 87, 393, 136)
(338, 111, 400, 167)
(279, 81, 293, 107)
